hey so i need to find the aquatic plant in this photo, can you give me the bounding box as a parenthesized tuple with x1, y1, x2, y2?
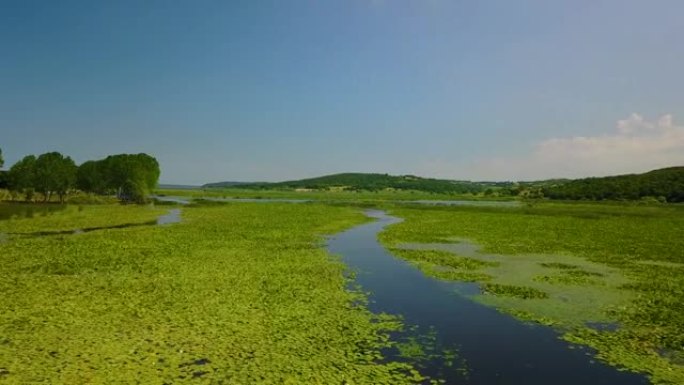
(481, 283, 549, 299)
(379, 202, 684, 384)
(0, 203, 422, 384)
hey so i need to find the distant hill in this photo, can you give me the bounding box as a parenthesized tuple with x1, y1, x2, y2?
(543, 167, 684, 202)
(202, 167, 684, 202)
(206, 173, 486, 194)
(158, 184, 201, 190)
(202, 181, 263, 188)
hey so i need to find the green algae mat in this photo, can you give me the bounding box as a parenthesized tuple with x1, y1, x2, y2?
(0, 203, 421, 384)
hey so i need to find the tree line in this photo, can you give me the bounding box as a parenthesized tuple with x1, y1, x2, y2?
(542, 167, 684, 203)
(0, 148, 160, 203)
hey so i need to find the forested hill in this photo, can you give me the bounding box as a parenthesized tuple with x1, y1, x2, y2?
(542, 167, 684, 202)
(201, 181, 255, 188)
(205, 173, 487, 194)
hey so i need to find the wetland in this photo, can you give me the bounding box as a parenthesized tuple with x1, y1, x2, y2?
(0, 198, 682, 384)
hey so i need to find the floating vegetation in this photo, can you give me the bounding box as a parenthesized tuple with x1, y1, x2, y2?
(380, 202, 684, 384)
(482, 283, 549, 299)
(389, 326, 469, 384)
(388, 248, 495, 282)
(534, 268, 605, 286)
(0, 203, 422, 384)
(394, 239, 632, 326)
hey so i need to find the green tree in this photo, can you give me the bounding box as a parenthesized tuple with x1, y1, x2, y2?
(8, 155, 37, 201)
(54, 156, 78, 203)
(0, 147, 4, 169)
(101, 153, 160, 203)
(77, 160, 108, 194)
(33, 152, 77, 203)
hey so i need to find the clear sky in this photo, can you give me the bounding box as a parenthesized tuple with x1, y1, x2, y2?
(1, 0, 683, 184)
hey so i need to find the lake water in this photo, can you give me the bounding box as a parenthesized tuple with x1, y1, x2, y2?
(156, 209, 182, 225)
(0, 203, 67, 221)
(326, 210, 648, 385)
(0, 205, 181, 239)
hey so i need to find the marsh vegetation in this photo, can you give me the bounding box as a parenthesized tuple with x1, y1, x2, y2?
(0, 184, 682, 383)
(0, 202, 425, 384)
(380, 202, 684, 384)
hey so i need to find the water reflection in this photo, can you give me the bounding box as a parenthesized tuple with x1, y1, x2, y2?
(0, 203, 67, 221)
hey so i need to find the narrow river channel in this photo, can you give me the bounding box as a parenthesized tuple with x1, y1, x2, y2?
(327, 210, 648, 385)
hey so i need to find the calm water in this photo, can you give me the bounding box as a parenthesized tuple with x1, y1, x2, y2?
(153, 195, 310, 204)
(156, 209, 182, 225)
(0, 203, 66, 221)
(0, 205, 181, 238)
(327, 210, 648, 385)
(407, 200, 519, 207)
(152, 195, 193, 205)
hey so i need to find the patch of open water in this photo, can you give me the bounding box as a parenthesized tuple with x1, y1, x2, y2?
(0, 208, 182, 240)
(327, 210, 647, 385)
(0, 203, 67, 220)
(156, 209, 181, 225)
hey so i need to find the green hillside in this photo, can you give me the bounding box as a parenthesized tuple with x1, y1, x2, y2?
(206, 173, 486, 194)
(543, 167, 684, 202)
(202, 167, 684, 202)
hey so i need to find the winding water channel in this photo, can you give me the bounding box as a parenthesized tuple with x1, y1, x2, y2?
(327, 210, 648, 385)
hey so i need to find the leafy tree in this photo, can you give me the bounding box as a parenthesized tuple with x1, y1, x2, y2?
(101, 153, 160, 202)
(8, 155, 37, 201)
(77, 160, 107, 194)
(543, 167, 684, 203)
(121, 179, 147, 204)
(32, 152, 77, 203)
(54, 156, 77, 203)
(5, 151, 160, 204)
(74, 153, 160, 203)
(0, 147, 4, 169)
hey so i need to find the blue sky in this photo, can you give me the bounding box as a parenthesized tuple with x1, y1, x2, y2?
(2, 0, 683, 184)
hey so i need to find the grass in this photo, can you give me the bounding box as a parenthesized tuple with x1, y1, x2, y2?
(379, 202, 684, 384)
(0, 202, 423, 384)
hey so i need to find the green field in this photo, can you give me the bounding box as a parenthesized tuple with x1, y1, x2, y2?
(379, 202, 684, 384)
(0, 202, 422, 384)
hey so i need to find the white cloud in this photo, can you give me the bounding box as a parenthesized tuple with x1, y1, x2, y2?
(418, 113, 684, 181)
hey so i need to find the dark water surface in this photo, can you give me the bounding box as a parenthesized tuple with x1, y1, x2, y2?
(327, 210, 648, 385)
(0, 203, 67, 221)
(0, 207, 181, 239)
(408, 200, 519, 207)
